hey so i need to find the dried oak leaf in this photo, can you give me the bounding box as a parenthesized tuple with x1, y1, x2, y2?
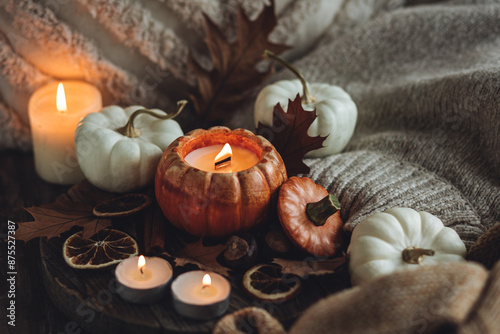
(257, 94, 328, 175)
(17, 181, 115, 242)
(174, 239, 230, 276)
(272, 256, 345, 278)
(188, 0, 288, 122)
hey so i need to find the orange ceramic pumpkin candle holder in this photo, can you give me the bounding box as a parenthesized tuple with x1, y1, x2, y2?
(155, 127, 287, 238)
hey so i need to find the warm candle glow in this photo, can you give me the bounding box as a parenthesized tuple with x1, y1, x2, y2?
(184, 143, 260, 173)
(202, 274, 212, 287)
(199, 273, 217, 297)
(214, 143, 232, 169)
(214, 143, 232, 162)
(56, 82, 67, 113)
(138, 255, 146, 274)
(115, 256, 173, 303)
(171, 271, 230, 318)
(28, 80, 102, 184)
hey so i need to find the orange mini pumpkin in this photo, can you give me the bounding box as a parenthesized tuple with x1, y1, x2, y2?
(277, 177, 344, 257)
(155, 127, 287, 238)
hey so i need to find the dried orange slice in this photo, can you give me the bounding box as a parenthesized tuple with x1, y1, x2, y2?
(93, 193, 151, 218)
(63, 229, 138, 269)
(243, 264, 301, 302)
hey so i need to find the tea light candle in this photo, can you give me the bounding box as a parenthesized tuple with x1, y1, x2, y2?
(184, 143, 260, 173)
(171, 271, 231, 320)
(115, 255, 173, 304)
(28, 80, 102, 184)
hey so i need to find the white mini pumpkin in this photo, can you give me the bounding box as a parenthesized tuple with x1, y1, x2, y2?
(75, 101, 186, 193)
(254, 51, 357, 158)
(347, 207, 466, 286)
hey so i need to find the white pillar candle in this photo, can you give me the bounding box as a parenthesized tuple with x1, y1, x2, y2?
(184, 143, 260, 173)
(115, 255, 173, 304)
(171, 271, 231, 320)
(28, 80, 102, 184)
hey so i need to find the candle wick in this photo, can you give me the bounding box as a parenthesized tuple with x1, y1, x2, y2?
(215, 156, 231, 169)
(140, 267, 144, 275)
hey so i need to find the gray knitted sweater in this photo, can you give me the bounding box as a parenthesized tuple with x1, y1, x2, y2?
(229, 0, 500, 247)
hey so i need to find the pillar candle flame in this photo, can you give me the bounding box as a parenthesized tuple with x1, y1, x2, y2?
(56, 82, 67, 113)
(214, 143, 232, 169)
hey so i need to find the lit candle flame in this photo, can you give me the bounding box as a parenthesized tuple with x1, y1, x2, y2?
(202, 273, 212, 287)
(214, 143, 232, 169)
(138, 255, 146, 275)
(56, 82, 67, 113)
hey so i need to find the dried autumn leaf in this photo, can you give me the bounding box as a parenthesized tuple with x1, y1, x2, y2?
(17, 181, 115, 242)
(256, 94, 328, 175)
(272, 256, 346, 278)
(18, 196, 110, 242)
(189, 0, 288, 122)
(174, 239, 230, 276)
(67, 179, 116, 205)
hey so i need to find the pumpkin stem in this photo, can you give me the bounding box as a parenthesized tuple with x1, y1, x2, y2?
(117, 100, 187, 138)
(402, 246, 435, 264)
(263, 50, 316, 105)
(306, 194, 341, 226)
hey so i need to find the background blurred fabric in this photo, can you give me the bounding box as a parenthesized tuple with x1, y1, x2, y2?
(0, 0, 404, 150)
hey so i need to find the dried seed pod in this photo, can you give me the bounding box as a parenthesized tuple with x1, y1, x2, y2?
(223, 234, 258, 270)
(264, 229, 291, 257)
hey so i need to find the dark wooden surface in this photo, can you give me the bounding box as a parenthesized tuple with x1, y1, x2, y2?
(0, 150, 351, 334)
(1, 150, 76, 334)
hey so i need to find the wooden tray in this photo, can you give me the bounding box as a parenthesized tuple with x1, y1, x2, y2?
(39, 201, 351, 333)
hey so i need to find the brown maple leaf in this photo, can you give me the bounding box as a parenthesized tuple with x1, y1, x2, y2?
(188, 0, 289, 122)
(17, 181, 114, 242)
(256, 94, 328, 175)
(174, 239, 230, 276)
(272, 256, 346, 278)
